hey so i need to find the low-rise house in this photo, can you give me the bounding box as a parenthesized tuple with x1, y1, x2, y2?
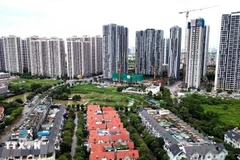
(116, 150, 139, 160)
(145, 85, 160, 95)
(139, 109, 228, 160)
(224, 128, 240, 148)
(87, 105, 139, 160)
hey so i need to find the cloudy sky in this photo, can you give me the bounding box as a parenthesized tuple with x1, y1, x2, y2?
(0, 0, 239, 49)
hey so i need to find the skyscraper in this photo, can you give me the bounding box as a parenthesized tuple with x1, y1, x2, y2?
(67, 36, 102, 79)
(135, 29, 164, 76)
(21, 39, 29, 73)
(163, 38, 170, 65)
(0, 38, 5, 72)
(185, 18, 210, 88)
(168, 26, 182, 79)
(91, 36, 103, 75)
(102, 24, 128, 79)
(1, 35, 23, 73)
(29, 37, 65, 78)
(215, 12, 240, 90)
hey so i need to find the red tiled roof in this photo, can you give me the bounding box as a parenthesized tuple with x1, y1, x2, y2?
(102, 107, 114, 111)
(90, 143, 112, 153)
(116, 150, 139, 159)
(88, 123, 106, 131)
(90, 151, 115, 160)
(107, 122, 123, 129)
(111, 134, 130, 142)
(88, 135, 110, 144)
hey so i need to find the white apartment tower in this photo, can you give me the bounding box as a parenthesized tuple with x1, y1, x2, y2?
(0, 38, 5, 72)
(135, 29, 164, 76)
(91, 36, 103, 75)
(29, 37, 65, 78)
(215, 12, 240, 91)
(102, 24, 128, 79)
(21, 39, 30, 73)
(185, 18, 210, 88)
(1, 35, 23, 73)
(168, 26, 182, 79)
(163, 38, 170, 65)
(67, 36, 102, 79)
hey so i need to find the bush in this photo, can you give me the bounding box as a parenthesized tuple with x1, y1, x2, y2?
(72, 95, 81, 101)
(15, 98, 23, 104)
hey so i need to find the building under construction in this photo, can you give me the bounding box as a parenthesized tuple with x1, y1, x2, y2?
(112, 73, 143, 83)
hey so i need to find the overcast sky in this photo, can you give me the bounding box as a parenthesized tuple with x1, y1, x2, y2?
(0, 0, 239, 49)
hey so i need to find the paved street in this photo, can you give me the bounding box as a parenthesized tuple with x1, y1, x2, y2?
(165, 81, 183, 97)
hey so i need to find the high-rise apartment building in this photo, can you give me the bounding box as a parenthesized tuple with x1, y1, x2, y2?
(135, 29, 164, 76)
(168, 26, 182, 79)
(0, 38, 5, 72)
(1, 35, 23, 73)
(185, 18, 210, 88)
(163, 38, 170, 65)
(215, 12, 240, 90)
(29, 37, 65, 78)
(90, 36, 103, 75)
(21, 39, 29, 73)
(102, 24, 128, 79)
(67, 36, 102, 79)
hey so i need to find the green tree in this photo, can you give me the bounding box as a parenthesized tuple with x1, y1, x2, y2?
(57, 155, 68, 160)
(31, 83, 42, 91)
(72, 95, 81, 101)
(147, 91, 153, 97)
(15, 98, 23, 104)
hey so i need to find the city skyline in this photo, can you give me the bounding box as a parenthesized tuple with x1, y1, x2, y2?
(0, 0, 239, 49)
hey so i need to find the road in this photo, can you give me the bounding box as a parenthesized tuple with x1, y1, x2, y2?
(0, 83, 65, 143)
(165, 81, 183, 97)
(71, 113, 78, 159)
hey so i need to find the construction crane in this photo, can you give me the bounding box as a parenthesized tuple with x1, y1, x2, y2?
(179, 5, 218, 83)
(118, 55, 126, 83)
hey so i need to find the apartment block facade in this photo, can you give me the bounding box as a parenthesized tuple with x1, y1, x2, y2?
(215, 12, 240, 90)
(185, 18, 210, 88)
(103, 24, 128, 79)
(29, 37, 65, 78)
(168, 26, 182, 79)
(67, 36, 102, 79)
(1, 35, 23, 73)
(135, 29, 164, 76)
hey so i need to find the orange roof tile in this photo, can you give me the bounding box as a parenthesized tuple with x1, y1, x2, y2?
(102, 107, 114, 111)
(111, 134, 130, 142)
(88, 135, 110, 144)
(90, 143, 113, 153)
(116, 150, 139, 159)
(90, 151, 115, 160)
(107, 122, 123, 129)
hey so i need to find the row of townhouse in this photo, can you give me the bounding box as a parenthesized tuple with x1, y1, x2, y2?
(87, 105, 139, 160)
(0, 102, 66, 160)
(139, 109, 228, 160)
(224, 128, 240, 148)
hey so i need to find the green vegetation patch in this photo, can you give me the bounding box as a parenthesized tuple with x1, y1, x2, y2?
(70, 84, 144, 106)
(202, 103, 240, 126)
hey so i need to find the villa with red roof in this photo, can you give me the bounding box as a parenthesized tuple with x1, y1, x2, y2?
(87, 105, 139, 160)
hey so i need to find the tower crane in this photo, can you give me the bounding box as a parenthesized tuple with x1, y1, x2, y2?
(179, 5, 218, 84)
(118, 55, 126, 83)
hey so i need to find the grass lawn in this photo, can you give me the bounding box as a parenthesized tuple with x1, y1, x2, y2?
(202, 103, 240, 126)
(70, 84, 144, 106)
(10, 78, 62, 88)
